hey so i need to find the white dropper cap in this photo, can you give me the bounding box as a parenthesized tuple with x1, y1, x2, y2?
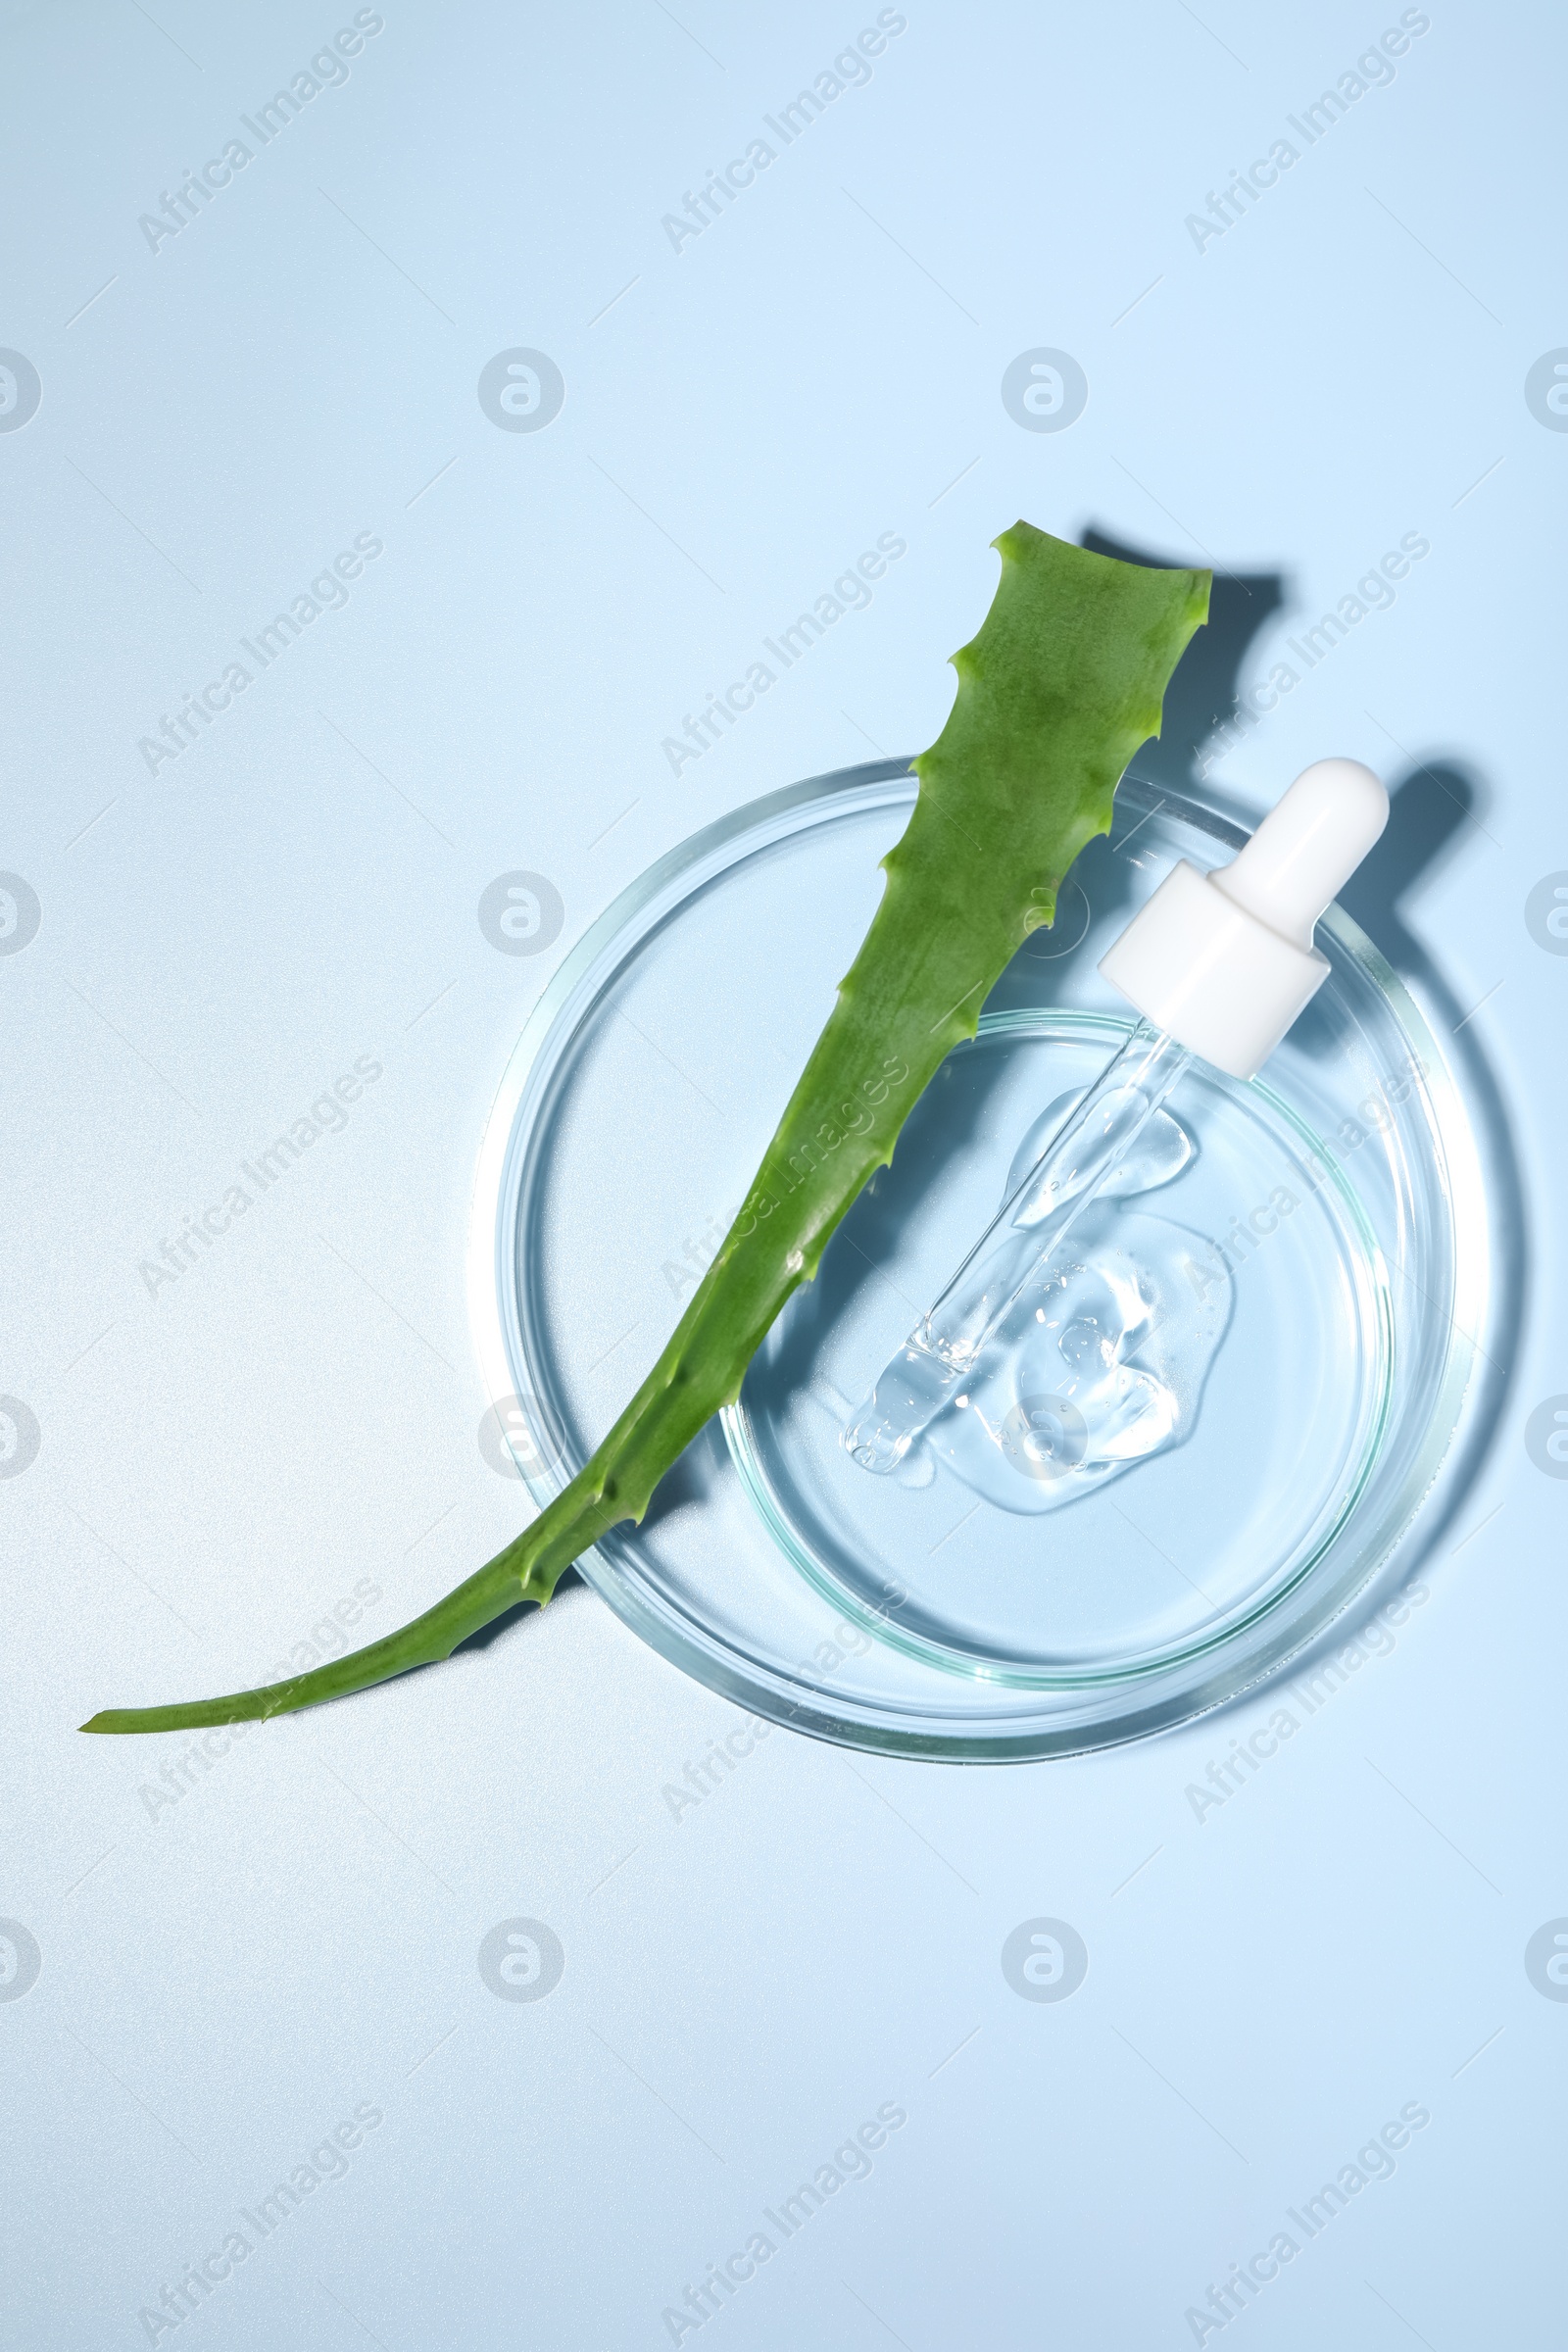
(1097, 758, 1389, 1080)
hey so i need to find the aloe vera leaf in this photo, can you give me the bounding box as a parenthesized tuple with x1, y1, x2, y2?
(82, 523, 1208, 1735)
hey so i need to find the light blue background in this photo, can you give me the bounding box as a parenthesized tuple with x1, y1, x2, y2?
(3, 2, 1564, 2346)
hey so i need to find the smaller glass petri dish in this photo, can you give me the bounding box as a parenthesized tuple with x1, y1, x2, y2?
(469, 760, 1487, 1759)
(725, 1007, 1395, 1683)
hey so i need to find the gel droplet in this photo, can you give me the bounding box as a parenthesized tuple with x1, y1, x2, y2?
(925, 1203, 1232, 1516)
(1004, 1086, 1194, 1211)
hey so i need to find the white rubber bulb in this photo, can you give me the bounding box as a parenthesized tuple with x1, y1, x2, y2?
(1098, 759, 1390, 1080)
(1213, 758, 1389, 948)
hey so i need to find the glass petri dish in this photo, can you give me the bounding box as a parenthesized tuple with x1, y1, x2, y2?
(469, 760, 1487, 1759)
